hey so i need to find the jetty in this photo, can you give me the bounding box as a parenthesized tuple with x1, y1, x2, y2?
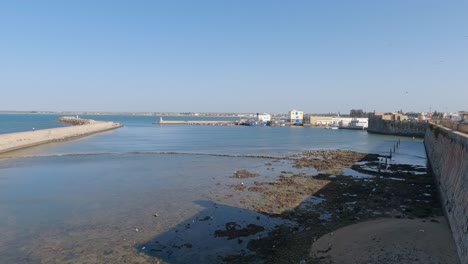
(0, 117, 122, 154)
(153, 118, 236, 126)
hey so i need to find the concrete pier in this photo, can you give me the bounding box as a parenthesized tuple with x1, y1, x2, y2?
(153, 120, 236, 126)
(0, 118, 122, 154)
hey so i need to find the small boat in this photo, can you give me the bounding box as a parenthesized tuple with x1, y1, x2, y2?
(244, 120, 267, 126)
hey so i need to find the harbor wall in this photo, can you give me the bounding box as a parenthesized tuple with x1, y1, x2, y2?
(0, 121, 122, 154)
(368, 115, 427, 137)
(437, 120, 468, 134)
(425, 123, 468, 263)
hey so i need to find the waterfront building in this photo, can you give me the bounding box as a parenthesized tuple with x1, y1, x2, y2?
(308, 115, 368, 128)
(289, 110, 303, 124)
(344, 119, 369, 129)
(308, 116, 333, 126)
(256, 113, 271, 123)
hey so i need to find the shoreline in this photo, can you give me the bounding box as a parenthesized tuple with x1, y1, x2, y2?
(199, 150, 457, 263)
(0, 118, 122, 154)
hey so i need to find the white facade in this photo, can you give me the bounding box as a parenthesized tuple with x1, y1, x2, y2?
(443, 112, 462, 122)
(257, 113, 271, 122)
(317, 119, 333, 125)
(329, 117, 368, 126)
(348, 119, 368, 128)
(289, 110, 304, 123)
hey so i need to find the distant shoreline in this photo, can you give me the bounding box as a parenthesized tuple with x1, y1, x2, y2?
(0, 111, 286, 118)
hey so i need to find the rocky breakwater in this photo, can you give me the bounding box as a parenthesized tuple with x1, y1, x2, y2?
(57, 116, 97, 125)
(0, 116, 122, 154)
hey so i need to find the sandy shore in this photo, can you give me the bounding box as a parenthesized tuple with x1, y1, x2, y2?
(311, 216, 459, 264)
(0, 118, 122, 154)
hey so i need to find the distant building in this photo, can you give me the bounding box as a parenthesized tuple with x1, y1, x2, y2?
(373, 112, 408, 121)
(461, 112, 468, 123)
(336, 117, 368, 127)
(289, 110, 303, 124)
(346, 119, 369, 129)
(256, 113, 271, 123)
(308, 116, 333, 126)
(443, 111, 468, 123)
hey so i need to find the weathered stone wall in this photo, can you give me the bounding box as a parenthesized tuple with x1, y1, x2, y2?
(368, 115, 428, 137)
(425, 124, 468, 263)
(438, 120, 468, 134)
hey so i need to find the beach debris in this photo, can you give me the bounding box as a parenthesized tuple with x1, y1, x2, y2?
(135, 228, 139, 232)
(153, 213, 159, 217)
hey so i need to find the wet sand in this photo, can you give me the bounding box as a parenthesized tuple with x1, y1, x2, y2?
(311, 216, 458, 264)
(0, 117, 122, 154)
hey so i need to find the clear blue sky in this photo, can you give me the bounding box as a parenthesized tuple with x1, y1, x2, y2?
(1, 0, 467, 114)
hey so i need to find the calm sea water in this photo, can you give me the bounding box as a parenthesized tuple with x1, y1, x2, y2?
(0, 114, 426, 263)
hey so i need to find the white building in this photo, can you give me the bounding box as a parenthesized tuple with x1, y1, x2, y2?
(257, 113, 271, 123)
(289, 110, 304, 124)
(443, 112, 462, 122)
(347, 118, 368, 129)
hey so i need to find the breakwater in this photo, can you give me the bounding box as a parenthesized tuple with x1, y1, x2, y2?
(0, 118, 122, 154)
(368, 115, 428, 137)
(154, 120, 236, 126)
(425, 123, 468, 263)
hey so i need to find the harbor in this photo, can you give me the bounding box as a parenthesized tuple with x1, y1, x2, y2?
(0, 113, 465, 263)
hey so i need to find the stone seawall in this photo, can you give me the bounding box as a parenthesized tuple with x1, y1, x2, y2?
(0, 120, 122, 154)
(368, 116, 428, 137)
(425, 124, 468, 263)
(438, 120, 468, 134)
